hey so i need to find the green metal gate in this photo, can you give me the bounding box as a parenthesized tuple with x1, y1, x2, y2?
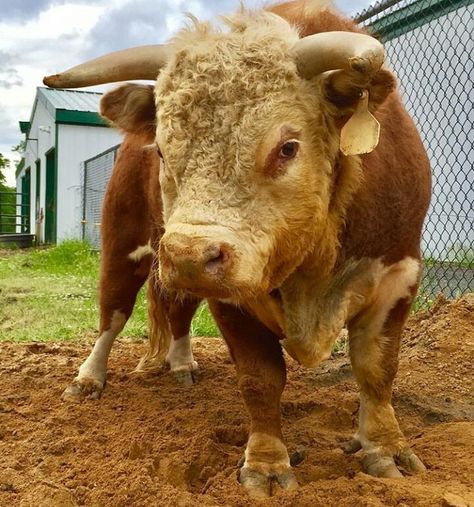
(0, 190, 30, 234)
(21, 169, 31, 233)
(0, 167, 33, 247)
(45, 149, 56, 243)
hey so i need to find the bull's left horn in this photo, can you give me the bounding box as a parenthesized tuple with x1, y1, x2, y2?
(43, 44, 172, 88)
(294, 31, 384, 79)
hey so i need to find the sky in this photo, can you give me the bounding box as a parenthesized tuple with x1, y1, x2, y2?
(0, 0, 374, 186)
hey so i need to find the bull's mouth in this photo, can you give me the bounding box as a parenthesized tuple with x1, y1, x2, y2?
(171, 284, 234, 301)
(158, 225, 273, 302)
(160, 272, 264, 302)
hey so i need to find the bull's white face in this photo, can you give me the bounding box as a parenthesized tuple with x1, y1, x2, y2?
(155, 25, 337, 301)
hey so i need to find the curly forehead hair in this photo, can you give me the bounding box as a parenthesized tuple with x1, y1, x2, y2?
(155, 10, 303, 111)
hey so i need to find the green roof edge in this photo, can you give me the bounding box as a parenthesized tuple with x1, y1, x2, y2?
(19, 121, 31, 135)
(365, 0, 472, 42)
(55, 109, 108, 127)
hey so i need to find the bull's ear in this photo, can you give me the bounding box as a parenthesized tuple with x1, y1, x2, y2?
(320, 68, 396, 156)
(100, 83, 156, 135)
(323, 67, 396, 117)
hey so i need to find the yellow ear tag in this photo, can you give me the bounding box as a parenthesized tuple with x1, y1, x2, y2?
(340, 90, 380, 156)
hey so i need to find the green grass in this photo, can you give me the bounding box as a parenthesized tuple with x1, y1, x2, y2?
(0, 241, 219, 342)
(4, 242, 461, 343)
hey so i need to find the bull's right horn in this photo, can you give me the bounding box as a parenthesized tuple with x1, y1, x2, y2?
(294, 31, 385, 79)
(43, 44, 172, 88)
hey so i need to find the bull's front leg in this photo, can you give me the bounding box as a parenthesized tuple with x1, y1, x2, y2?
(209, 300, 297, 498)
(346, 295, 426, 477)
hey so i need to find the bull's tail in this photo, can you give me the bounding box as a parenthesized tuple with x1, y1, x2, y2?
(134, 278, 171, 372)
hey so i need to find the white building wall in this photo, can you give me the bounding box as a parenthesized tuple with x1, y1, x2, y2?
(18, 100, 55, 237)
(56, 124, 121, 242)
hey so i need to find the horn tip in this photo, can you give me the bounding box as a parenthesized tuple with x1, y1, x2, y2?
(43, 74, 62, 88)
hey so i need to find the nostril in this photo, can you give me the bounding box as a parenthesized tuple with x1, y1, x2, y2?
(204, 245, 227, 274)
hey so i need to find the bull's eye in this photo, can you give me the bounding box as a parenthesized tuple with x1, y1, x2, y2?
(156, 146, 163, 159)
(279, 141, 299, 159)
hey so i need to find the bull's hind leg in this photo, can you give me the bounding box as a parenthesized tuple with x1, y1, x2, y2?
(141, 277, 201, 385)
(209, 300, 297, 498)
(165, 296, 201, 385)
(346, 260, 426, 477)
(62, 250, 152, 401)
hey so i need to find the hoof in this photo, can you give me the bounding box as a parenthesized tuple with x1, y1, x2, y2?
(172, 369, 198, 386)
(395, 448, 427, 475)
(61, 378, 104, 402)
(363, 453, 403, 478)
(362, 447, 426, 478)
(289, 447, 308, 467)
(170, 361, 199, 386)
(239, 466, 298, 498)
(343, 438, 362, 454)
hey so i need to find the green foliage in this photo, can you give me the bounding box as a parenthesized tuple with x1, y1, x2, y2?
(191, 302, 220, 337)
(12, 141, 26, 154)
(0, 152, 11, 186)
(0, 152, 15, 233)
(12, 143, 26, 174)
(0, 153, 9, 168)
(0, 240, 219, 342)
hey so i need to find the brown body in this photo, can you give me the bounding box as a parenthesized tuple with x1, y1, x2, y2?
(57, 1, 431, 497)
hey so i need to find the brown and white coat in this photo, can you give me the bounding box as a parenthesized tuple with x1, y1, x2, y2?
(47, 0, 431, 497)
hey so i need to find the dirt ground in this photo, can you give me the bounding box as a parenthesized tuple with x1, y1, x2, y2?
(0, 294, 473, 507)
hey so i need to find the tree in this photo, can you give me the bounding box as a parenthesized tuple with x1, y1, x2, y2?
(11, 141, 26, 175)
(12, 141, 26, 154)
(0, 152, 10, 186)
(0, 153, 15, 233)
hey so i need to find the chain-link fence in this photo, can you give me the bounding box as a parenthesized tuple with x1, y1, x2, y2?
(356, 0, 473, 305)
(81, 145, 119, 249)
(81, 0, 473, 304)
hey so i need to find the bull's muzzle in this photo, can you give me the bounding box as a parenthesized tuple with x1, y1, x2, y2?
(159, 232, 234, 296)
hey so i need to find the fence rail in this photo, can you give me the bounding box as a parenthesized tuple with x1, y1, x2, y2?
(0, 191, 31, 234)
(81, 0, 473, 305)
(81, 145, 120, 249)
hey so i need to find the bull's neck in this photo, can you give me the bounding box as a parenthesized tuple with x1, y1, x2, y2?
(299, 153, 364, 280)
(246, 153, 364, 343)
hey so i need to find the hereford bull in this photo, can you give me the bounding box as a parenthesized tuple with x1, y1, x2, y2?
(44, 0, 431, 497)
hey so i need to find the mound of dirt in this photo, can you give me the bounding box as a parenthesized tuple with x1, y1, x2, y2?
(0, 295, 473, 506)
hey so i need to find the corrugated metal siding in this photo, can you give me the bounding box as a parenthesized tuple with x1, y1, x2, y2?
(38, 87, 102, 112)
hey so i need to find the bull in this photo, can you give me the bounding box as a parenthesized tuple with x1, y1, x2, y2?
(44, 0, 431, 497)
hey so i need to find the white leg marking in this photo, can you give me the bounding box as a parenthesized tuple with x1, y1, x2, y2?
(362, 256, 420, 338)
(77, 311, 127, 385)
(165, 334, 199, 373)
(128, 240, 155, 262)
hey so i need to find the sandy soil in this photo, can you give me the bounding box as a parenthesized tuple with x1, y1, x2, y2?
(0, 294, 473, 507)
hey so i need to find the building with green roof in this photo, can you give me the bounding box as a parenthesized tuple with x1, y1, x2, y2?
(16, 87, 121, 243)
